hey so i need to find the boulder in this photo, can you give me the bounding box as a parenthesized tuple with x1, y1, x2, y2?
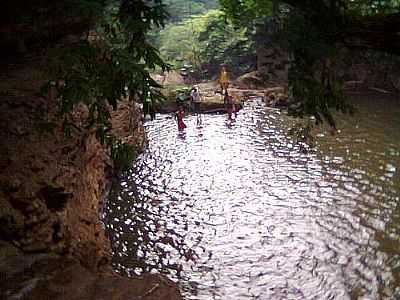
(263, 87, 289, 107)
(234, 71, 267, 89)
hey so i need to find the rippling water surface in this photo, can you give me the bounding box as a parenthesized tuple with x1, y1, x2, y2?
(105, 94, 400, 299)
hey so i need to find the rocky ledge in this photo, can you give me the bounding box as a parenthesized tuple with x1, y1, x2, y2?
(0, 243, 180, 300)
(0, 62, 181, 299)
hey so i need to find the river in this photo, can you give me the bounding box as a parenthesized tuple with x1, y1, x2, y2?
(105, 94, 400, 299)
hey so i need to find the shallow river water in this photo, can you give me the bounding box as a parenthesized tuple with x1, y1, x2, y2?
(105, 94, 400, 299)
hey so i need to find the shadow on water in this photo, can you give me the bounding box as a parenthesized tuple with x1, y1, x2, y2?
(105, 95, 400, 299)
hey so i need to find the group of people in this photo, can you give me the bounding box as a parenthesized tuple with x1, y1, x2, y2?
(175, 66, 238, 133)
(144, 66, 237, 132)
(175, 85, 202, 132)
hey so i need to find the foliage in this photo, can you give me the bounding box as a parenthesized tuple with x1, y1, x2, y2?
(157, 18, 204, 69)
(147, 0, 218, 46)
(110, 139, 137, 172)
(219, 0, 273, 26)
(346, 0, 400, 16)
(198, 10, 256, 75)
(164, 0, 218, 23)
(220, 0, 399, 128)
(44, 0, 169, 169)
(278, 4, 353, 129)
(158, 9, 256, 76)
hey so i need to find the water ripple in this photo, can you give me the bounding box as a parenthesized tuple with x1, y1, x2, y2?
(105, 96, 400, 299)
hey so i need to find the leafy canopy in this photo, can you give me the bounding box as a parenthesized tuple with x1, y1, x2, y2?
(219, 0, 273, 24)
(163, 0, 218, 22)
(157, 9, 256, 76)
(45, 0, 169, 170)
(220, 0, 399, 128)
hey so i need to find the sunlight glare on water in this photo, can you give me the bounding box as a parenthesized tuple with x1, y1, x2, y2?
(105, 96, 400, 300)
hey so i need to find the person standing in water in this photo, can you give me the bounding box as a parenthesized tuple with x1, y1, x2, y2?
(143, 91, 156, 121)
(190, 85, 202, 126)
(175, 105, 187, 132)
(224, 91, 235, 121)
(218, 66, 230, 95)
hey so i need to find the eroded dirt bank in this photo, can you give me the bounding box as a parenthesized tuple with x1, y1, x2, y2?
(0, 61, 181, 299)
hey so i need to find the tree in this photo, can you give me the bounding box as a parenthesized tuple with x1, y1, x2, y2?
(220, 0, 400, 128)
(198, 10, 256, 76)
(158, 13, 208, 69)
(163, 0, 219, 23)
(158, 9, 256, 76)
(219, 0, 273, 24)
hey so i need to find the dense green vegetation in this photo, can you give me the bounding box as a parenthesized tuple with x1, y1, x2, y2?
(164, 0, 218, 22)
(157, 9, 256, 76)
(146, 0, 257, 77)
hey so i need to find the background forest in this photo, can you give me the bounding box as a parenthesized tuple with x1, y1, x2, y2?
(150, 0, 259, 78)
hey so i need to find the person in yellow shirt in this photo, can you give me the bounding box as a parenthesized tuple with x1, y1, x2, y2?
(218, 66, 230, 94)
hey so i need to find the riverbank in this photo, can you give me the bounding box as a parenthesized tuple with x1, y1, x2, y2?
(0, 61, 181, 299)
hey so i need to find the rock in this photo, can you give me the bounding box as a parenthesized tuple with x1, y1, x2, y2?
(257, 45, 289, 80)
(343, 80, 365, 91)
(262, 47, 275, 58)
(275, 93, 289, 107)
(13, 124, 28, 136)
(264, 87, 285, 97)
(0, 197, 25, 240)
(0, 240, 22, 257)
(235, 71, 267, 89)
(38, 185, 72, 211)
(263, 87, 289, 107)
(8, 178, 22, 192)
(0, 61, 181, 300)
(22, 241, 48, 253)
(389, 72, 400, 92)
(273, 69, 288, 80)
(0, 253, 182, 300)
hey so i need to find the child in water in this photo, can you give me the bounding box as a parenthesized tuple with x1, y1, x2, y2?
(175, 106, 187, 132)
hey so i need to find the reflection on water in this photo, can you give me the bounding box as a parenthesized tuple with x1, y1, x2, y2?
(105, 94, 400, 299)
